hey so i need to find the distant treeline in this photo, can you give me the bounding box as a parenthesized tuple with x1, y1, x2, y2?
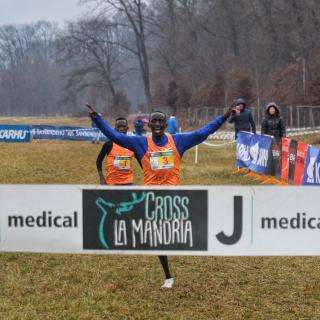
(1, 1, 320, 117)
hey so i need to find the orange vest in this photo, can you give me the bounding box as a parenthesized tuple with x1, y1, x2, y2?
(141, 134, 181, 185)
(105, 143, 134, 185)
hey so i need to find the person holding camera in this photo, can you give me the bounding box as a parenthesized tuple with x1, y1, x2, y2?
(228, 98, 256, 139)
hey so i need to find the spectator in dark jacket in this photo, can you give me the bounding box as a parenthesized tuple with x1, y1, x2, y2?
(261, 102, 286, 138)
(228, 98, 256, 138)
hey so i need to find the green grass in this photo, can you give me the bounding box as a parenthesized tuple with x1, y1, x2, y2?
(0, 118, 320, 319)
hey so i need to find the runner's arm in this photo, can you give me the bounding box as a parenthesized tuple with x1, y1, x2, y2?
(96, 141, 112, 185)
(92, 114, 147, 160)
(228, 115, 236, 123)
(173, 116, 224, 156)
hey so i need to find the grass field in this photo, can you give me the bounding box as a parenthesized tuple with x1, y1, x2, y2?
(1, 118, 320, 319)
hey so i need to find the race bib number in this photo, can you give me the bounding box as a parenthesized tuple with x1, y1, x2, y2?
(113, 156, 132, 171)
(150, 150, 174, 170)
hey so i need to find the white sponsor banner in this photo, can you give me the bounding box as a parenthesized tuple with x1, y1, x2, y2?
(1, 185, 320, 255)
(0, 185, 82, 253)
(209, 186, 320, 255)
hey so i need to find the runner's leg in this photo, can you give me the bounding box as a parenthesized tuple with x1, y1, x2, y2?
(158, 255, 172, 279)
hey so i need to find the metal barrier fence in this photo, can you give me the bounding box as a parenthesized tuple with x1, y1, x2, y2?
(207, 126, 320, 141)
(184, 105, 320, 129)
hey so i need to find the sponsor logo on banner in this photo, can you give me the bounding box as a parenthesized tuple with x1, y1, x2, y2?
(83, 189, 208, 251)
(294, 141, 309, 185)
(236, 132, 272, 174)
(281, 137, 291, 181)
(249, 142, 259, 164)
(30, 125, 108, 142)
(268, 138, 282, 178)
(0, 125, 30, 143)
(236, 132, 253, 168)
(288, 139, 298, 183)
(307, 157, 317, 182)
(260, 212, 320, 230)
(0, 186, 82, 253)
(211, 187, 320, 254)
(213, 194, 320, 247)
(216, 196, 243, 245)
(303, 146, 320, 185)
(248, 135, 272, 174)
(7, 211, 78, 228)
(315, 153, 320, 184)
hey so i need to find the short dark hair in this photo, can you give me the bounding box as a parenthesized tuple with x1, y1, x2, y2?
(115, 117, 128, 124)
(149, 110, 167, 120)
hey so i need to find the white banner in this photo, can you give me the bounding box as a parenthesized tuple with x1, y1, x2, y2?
(0, 185, 320, 255)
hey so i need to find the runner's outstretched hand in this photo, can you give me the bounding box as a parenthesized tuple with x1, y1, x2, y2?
(85, 103, 98, 117)
(222, 103, 237, 120)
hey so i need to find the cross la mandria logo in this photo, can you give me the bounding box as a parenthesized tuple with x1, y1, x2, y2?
(83, 189, 208, 251)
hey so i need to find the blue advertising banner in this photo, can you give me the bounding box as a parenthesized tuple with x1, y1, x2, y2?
(315, 152, 320, 185)
(303, 146, 320, 185)
(0, 125, 30, 143)
(236, 132, 273, 174)
(236, 132, 253, 168)
(30, 125, 108, 142)
(248, 134, 273, 174)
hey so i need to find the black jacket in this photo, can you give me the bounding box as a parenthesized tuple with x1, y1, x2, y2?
(228, 106, 256, 137)
(261, 103, 286, 138)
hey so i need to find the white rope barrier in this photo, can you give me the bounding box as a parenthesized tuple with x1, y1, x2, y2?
(202, 140, 236, 147)
(287, 130, 320, 137)
(194, 126, 320, 163)
(206, 127, 320, 141)
(194, 140, 236, 163)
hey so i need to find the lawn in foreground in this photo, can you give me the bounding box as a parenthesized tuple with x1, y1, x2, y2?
(0, 139, 319, 319)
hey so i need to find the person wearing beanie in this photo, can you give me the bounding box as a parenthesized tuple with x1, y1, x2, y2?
(261, 102, 286, 138)
(228, 98, 256, 138)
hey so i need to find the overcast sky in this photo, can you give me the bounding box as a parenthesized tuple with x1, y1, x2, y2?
(0, 0, 91, 26)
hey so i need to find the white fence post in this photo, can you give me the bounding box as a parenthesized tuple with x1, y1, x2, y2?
(195, 145, 199, 164)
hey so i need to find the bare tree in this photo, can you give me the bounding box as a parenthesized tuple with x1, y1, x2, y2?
(58, 17, 131, 112)
(0, 21, 61, 116)
(81, 0, 152, 107)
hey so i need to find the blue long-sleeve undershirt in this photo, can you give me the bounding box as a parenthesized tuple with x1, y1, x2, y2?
(93, 115, 224, 162)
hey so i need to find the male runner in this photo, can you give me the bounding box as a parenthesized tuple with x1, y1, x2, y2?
(87, 104, 235, 288)
(96, 117, 134, 185)
(94, 114, 176, 288)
